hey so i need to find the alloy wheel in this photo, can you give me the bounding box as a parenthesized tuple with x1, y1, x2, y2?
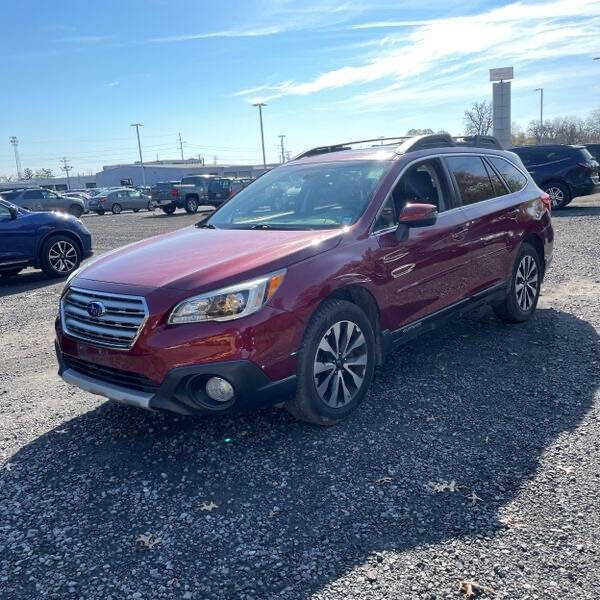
(48, 240, 78, 273)
(546, 186, 564, 208)
(313, 320, 368, 408)
(515, 255, 539, 311)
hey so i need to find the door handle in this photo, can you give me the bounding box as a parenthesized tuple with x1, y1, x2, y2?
(452, 225, 469, 241)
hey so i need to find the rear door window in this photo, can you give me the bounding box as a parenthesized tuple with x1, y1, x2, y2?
(488, 157, 528, 193)
(445, 155, 495, 205)
(483, 161, 509, 197)
(24, 190, 43, 200)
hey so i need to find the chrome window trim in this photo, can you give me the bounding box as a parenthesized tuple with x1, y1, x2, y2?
(60, 286, 149, 351)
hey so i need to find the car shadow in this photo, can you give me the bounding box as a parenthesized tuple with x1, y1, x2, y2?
(3, 307, 598, 599)
(0, 269, 61, 298)
(146, 207, 215, 218)
(552, 204, 600, 217)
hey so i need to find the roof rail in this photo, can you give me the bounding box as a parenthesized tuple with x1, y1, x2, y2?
(295, 134, 503, 160)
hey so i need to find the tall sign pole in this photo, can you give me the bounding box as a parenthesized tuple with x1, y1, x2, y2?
(490, 67, 513, 149)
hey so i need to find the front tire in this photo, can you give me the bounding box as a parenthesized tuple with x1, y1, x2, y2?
(40, 235, 82, 278)
(96, 210, 105, 216)
(161, 205, 176, 215)
(69, 204, 83, 218)
(543, 181, 570, 210)
(286, 299, 376, 425)
(184, 197, 199, 214)
(111, 203, 122, 215)
(493, 243, 541, 323)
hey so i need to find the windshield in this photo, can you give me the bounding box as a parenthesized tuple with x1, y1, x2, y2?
(207, 161, 390, 230)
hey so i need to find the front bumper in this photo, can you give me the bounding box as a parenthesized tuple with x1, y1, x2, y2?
(56, 341, 296, 415)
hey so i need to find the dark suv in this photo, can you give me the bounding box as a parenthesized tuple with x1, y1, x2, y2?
(585, 144, 600, 163)
(55, 134, 553, 425)
(511, 144, 600, 209)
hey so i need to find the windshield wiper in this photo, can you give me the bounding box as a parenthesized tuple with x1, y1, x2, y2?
(196, 222, 217, 229)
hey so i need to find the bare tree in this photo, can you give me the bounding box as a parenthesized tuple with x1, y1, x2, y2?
(34, 168, 54, 179)
(464, 100, 493, 136)
(527, 116, 586, 144)
(22, 168, 34, 180)
(511, 122, 527, 146)
(585, 108, 600, 142)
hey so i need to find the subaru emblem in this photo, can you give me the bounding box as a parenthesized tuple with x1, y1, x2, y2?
(87, 301, 106, 318)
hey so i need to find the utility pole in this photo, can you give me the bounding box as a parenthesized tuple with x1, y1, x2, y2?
(60, 157, 73, 190)
(252, 102, 267, 169)
(534, 88, 543, 142)
(178, 132, 185, 161)
(278, 135, 286, 163)
(9, 136, 22, 180)
(130, 123, 146, 186)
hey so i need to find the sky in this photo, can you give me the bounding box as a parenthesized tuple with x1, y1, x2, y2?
(1, 0, 599, 177)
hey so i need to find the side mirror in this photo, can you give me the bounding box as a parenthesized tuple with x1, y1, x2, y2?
(8, 206, 18, 219)
(395, 203, 437, 241)
(398, 203, 438, 227)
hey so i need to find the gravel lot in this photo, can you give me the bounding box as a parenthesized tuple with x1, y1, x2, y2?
(1, 198, 599, 600)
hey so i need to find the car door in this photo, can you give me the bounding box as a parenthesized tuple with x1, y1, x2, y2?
(0, 204, 36, 265)
(128, 189, 143, 209)
(21, 189, 44, 211)
(444, 154, 525, 296)
(370, 157, 473, 329)
(117, 190, 130, 209)
(40, 190, 63, 211)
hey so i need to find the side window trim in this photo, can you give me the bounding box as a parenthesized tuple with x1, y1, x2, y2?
(482, 157, 510, 196)
(443, 154, 497, 207)
(485, 155, 529, 193)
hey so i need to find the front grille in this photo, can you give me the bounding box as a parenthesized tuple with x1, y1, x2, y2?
(61, 287, 148, 349)
(62, 355, 158, 393)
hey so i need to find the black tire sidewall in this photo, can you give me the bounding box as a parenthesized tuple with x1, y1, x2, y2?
(70, 205, 83, 218)
(40, 235, 82, 278)
(506, 244, 542, 321)
(297, 301, 375, 422)
(112, 203, 122, 214)
(185, 198, 199, 213)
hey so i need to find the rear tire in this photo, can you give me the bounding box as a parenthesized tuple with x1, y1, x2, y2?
(96, 210, 105, 216)
(147, 201, 154, 212)
(40, 235, 82, 278)
(493, 243, 541, 323)
(543, 181, 570, 210)
(162, 206, 176, 215)
(111, 203, 122, 215)
(133, 208, 140, 213)
(69, 204, 83, 218)
(285, 299, 376, 425)
(184, 197, 199, 214)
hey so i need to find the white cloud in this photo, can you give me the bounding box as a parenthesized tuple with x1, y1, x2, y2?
(150, 26, 284, 43)
(235, 0, 600, 105)
(106, 80, 119, 87)
(55, 35, 109, 43)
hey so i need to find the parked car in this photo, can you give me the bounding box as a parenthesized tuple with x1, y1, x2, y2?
(585, 143, 600, 163)
(207, 177, 252, 202)
(2, 188, 86, 218)
(63, 191, 92, 213)
(88, 188, 153, 215)
(0, 197, 92, 279)
(511, 144, 600, 209)
(55, 133, 553, 425)
(152, 176, 217, 215)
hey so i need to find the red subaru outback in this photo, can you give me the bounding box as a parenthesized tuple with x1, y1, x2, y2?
(55, 134, 553, 425)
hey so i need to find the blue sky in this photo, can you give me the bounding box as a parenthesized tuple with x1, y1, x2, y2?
(1, 0, 599, 177)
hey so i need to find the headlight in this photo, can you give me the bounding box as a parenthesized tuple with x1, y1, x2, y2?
(168, 269, 286, 324)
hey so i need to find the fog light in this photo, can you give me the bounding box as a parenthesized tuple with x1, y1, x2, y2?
(205, 377, 234, 402)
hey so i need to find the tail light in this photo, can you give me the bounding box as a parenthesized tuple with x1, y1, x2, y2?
(98, 197, 106, 204)
(228, 185, 233, 198)
(171, 188, 179, 198)
(540, 192, 551, 213)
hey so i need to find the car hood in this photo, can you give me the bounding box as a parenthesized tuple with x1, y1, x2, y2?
(74, 226, 344, 292)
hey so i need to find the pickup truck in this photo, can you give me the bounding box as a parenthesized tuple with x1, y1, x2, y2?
(151, 175, 215, 215)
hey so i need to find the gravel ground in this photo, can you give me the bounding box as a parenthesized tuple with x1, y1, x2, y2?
(1, 198, 599, 600)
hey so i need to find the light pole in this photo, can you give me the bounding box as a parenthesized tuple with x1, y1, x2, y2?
(130, 123, 146, 186)
(252, 103, 267, 169)
(278, 135, 286, 163)
(534, 88, 543, 142)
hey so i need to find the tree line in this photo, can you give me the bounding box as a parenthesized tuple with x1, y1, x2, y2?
(463, 100, 600, 145)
